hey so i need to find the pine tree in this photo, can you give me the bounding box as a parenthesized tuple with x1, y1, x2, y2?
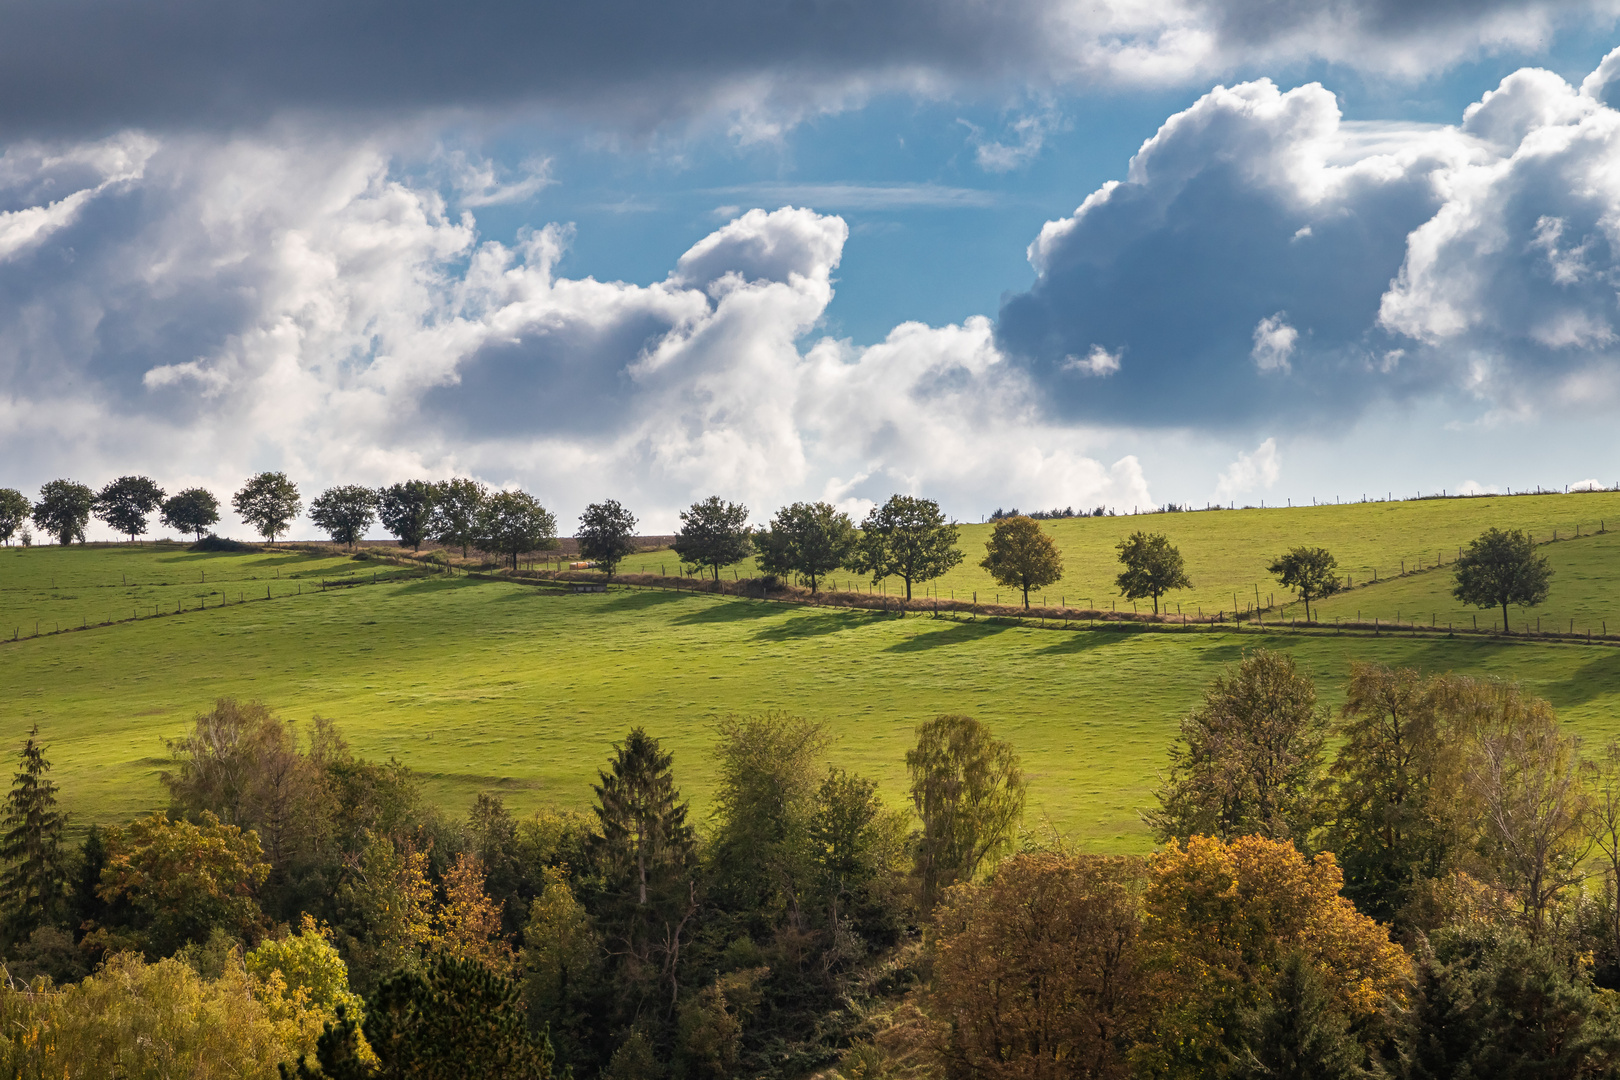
(586, 728, 698, 1016)
(0, 725, 69, 941)
(284, 959, 558, 1079)
(1237, 952, 1367, 1080)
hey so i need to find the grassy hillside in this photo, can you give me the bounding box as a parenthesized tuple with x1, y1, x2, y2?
(0, 543, 390, 639)
(625, 491, 1620, 618)
(5, 552, 1620, 852)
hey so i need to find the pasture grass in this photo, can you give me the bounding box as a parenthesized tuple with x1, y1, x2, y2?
(617, 491, 1620, 620)
(6, 555, 1620, 853)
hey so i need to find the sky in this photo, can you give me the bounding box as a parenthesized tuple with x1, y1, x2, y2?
(6, 0, 1620, 536)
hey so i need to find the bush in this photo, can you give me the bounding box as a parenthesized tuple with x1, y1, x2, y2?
(190, 534, 261, 553)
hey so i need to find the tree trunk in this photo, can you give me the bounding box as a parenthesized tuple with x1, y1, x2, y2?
(905, 576, 913, 600)
(1503, 600, 1510, 634)
(1153, 593, 1159, 614)
(1023, 585, 1030, 609)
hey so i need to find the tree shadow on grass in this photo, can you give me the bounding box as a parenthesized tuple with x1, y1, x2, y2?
(1535, 648, 1620, 711)
(595, 589, 691, 613)
(753, 609, 881, 642)
(393, 576, 491, 597)
(884, 619, 1016, 653)
(672, 598, 784, 626)
(1033, 627, 1139, 657)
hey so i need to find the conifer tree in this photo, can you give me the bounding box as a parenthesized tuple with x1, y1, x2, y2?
(1, 725, 70, 941)
(587, 728, 698, 1015)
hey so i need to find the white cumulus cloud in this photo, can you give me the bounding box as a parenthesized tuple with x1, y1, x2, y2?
(1214, 437, 1281, 499)
(1251, 313, 1297, 372)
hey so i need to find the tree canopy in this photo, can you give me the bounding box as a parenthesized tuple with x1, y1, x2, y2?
(432, 478, 489, 557)
(755, 501, 855, 593)
(0, 488, 29, 546)
(1146, 649, 1327, 847)
(851, 494, 963, 600)
(1267, 545, 1340, 622)
(160, 487, 221, 541)
(377, 480, 438, 550)
(907, 714, 1026, 912)
(31, 479, 95, 545)
(233, 472, 302, 543)
(93, 476, 165, 542)
(1114, 530, 1190, 614)
(479, 490, 557, 570)
(1452, 526, 1553, 633)
(309, 485, 379, 549)
(980, 515, 1064, 609)
(576, 499, 639, 579)
(672, 496, 753, 582)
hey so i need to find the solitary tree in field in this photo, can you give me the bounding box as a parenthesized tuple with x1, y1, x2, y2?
(851, 494, 964, 600)
(232, 472, 301, 543)
(756, 501, 856, 593)
(577, 499, 640, 579)
(980, 515, 1064, 609)
(433, 478, 489, 558)
(309, 486, 379, 549)
(1453, 527, 1553, 634)
(0, 488, 29, 546)
(672, 496, 753, 581)
(160, 487, 221, 541)
(1115, 531, 1190, 614)
(93, 475, 166, 542)
(31, 479, 95, 545)
(479, 489, 557, 570)
(377, 480, 439, 550)
(907, 714, 1026, 912)
(1268, 546, 1340, 622)
(1, 726, 70, 942)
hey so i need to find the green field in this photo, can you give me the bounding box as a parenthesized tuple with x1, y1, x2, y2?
(624, 492, 1620, 618)
(4, 537, 1620, 854)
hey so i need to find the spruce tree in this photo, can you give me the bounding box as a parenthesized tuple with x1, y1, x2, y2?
(586, 728, 698, 1016)
(1237, 952, 1366, 1080)
(0, 725, 69, 941)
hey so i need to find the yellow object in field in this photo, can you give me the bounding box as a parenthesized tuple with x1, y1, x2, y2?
(569, 561, 597, 570)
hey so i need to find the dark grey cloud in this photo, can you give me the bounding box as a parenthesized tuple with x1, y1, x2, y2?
(0, 0, 1608, 134)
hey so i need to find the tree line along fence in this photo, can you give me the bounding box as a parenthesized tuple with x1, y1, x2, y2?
(7, 519, 1618, 646)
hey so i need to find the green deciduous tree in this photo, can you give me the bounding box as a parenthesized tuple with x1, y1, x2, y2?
(852, 495, 964, 600)
(161, 487, 221, 540)
(1267, 546, 1340, 622)
(577, 499, 640, 579)
(907, 715, 1026, 912)
(672, 496, 752, 582)
(1, 726, 70, 942)
(1453, 527, 1554, 633)
(756, 501, 855, 593)
(522, 866, 603, 1071)
(432, 478, 489, 558)
(586, 728, 699, 1016)
(980, 515, 1064, 609)
(31, 480, 94, 545)
(1321, 665, 1461, 925)
(707, 713, 829, 935)
(234, 472, 303, 543)
(1146, 649, 1327, 848)
(376, 480, 438, 550)
(1114, 531, 1190, 614)
(0, 487, 30, 545)
(480, 490, 558, 570)
(310, 485, 379, 549)
(247, 914, 367, 1023)
(93, 475, 165, 542)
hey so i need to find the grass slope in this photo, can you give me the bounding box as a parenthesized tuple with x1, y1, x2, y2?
(5, 559, 1620, 852)
(622, 492, 1620, 619)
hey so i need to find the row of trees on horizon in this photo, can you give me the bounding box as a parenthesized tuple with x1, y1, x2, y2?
(0, 475, 1568, 626)
(6, 652, 1620, 1076)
